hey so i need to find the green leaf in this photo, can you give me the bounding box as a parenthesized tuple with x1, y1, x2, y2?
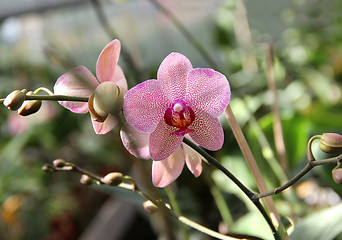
(291, 203, 342, 240)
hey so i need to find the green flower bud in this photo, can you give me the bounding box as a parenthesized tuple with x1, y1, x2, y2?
(102, 172, 123, 186)
(41, 164, 55, 172)
(53, 159, 67, 168)
(3, 90, 26, 111)
(319, 133, 342, 153)
(332, 168, 342, 184)
(80, 174, 94, 185)
(18, 98, 42, 116)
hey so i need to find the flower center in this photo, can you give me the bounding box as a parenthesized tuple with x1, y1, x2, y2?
(164, 101, 195, 134)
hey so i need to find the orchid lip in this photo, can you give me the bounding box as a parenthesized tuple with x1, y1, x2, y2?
(164, 101, 195, 134)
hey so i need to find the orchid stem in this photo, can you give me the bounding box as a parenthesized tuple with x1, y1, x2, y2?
(34, 87, 54, 96)
(224, 105, 281, 228)
(44, 161, 254, 240)
(1, 94, 89, 104)
(182, 138, 279, 239)
(253, 136, 341, 200)
(265, 44, 288, 173)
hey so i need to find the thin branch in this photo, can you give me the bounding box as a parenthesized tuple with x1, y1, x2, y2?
(224, 105, 281, 227)
(1, 94, 89, 104)
(253, 156, 340, 200)
(265, 44, 288, 173)
(44, 161, 260, 240)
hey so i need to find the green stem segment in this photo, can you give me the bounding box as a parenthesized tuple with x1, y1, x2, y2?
(253, 154, 341, 200)
(1, 94, 89, 104)
(25, 95, 89, 102)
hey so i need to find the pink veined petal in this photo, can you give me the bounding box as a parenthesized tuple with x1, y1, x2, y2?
(54, 66, 99, 113)
(188, 109, 224, 151)
(111, 65, 128, 93)
(96, 39, 121, 83)
(123, 80, 169, 133)
(120, 123, 151, 159)
(91, 113, 118, 134)
(149, 120, 184, 161)
(152, 147, 185, 187)
(182, 143, 202, 177)
(186, 68, 230, 117)
(157, 52, 192, 101)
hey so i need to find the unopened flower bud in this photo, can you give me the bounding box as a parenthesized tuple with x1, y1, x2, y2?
(18, 98, 42, 116)
(143, 200, 158, 214)
(88, 94, 108, 122)
(42, 164, 55, 172)
(332, 168, 342, 184)
(80, 174, 94, 185)
(3, 90, 26, 111)
(53, 159, 67, 168)
(88, 82, 124, 123)
(319, 133, 342, 154)
(102, 172, 123, 186)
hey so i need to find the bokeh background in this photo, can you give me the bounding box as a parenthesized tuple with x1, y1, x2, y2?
(1, 0, 342, 239)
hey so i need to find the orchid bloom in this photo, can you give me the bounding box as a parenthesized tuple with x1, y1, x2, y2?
(123, 52, 230, 186)
(120, 123, 202, 187)
(54, 39, 127, 134)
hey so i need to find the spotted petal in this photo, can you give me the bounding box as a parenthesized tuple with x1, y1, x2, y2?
(123, 80, 168, 133)
(157, 52, 192, 101)
(186, 68, 230, 117)
(120, 123, 150, 159)
(96, 39, 121, 83)
(149, 120, 183, 161)
(189, 109, 224, 151)
(152, 147, 185, 187)
(54, 66, 99, 113)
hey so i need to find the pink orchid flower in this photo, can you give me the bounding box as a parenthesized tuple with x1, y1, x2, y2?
(54, 39, 127, 134)
(123, 52, 230, 185)
(120, 123, 202, 187)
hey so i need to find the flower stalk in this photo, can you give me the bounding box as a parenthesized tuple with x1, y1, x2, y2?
(43, 160, 259, 240)
(1, 93, 89, 104)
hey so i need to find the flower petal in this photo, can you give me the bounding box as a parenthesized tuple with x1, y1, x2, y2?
(186, 68, 230, 117)
(189, 110, 224, 151)
(123, 80, 168, 133)
(96, 39, 121, 83)
(149, 120, 183, 161)
(54, 66, 99, 113)
(157, 52, 192, 101)
(111, 65, 128, 93)
(91, 113, 117, 134)
(152, 147, 185, 187)
(120, 123, 150, 159)
(182, 143, 202, 177)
